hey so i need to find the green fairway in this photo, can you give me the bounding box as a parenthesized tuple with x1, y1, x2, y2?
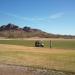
(0, 40, 35, 47)
(52, 40, 75, 49)
(0, 39, 75, 49)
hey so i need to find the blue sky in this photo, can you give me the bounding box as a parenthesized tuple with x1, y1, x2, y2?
(0, 0, 75, 35)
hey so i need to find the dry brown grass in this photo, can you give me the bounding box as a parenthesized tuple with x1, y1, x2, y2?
(0, 44, 75, 73)
(0, 44, 73, 53)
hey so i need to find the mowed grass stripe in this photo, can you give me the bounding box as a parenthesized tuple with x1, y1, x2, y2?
(0, 40, 35, 47)
(52, 40, 75, 49)
(0, 39, 75, 49)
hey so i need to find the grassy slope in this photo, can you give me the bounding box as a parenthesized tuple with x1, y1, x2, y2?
(0, 44, 75, 73)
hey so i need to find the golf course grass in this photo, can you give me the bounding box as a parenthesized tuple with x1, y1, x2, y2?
(0, 39, 75, 74)
(0, 39, 75, 49)
(0, 50, 75, 73)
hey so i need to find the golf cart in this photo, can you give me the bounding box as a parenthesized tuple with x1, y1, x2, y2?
(35, 40, 44, 47)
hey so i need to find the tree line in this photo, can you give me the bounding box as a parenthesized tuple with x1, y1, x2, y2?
(0, 23, 31, 32)
(0, 23, 75, 39)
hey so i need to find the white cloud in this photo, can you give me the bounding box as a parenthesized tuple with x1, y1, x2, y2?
(5, 13, 24, 19)
(50, 12, 64, 19)
(0, 11, 27, 20)
(3, 12, 45, 21)
(0, 11, 64, 22)
(22, 17, 45, 21)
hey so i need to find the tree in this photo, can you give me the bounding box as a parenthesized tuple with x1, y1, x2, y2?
(0, 25, 6, 31)
(23, 26, 31, 32)
(5, 23, 18, 30)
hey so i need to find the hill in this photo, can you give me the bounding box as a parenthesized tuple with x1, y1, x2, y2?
(0, 23, 75, 38)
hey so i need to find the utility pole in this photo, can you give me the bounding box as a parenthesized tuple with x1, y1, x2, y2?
(50, 40, 52, 48)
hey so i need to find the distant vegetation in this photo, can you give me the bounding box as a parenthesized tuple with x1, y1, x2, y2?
(0, 23, 75, 38)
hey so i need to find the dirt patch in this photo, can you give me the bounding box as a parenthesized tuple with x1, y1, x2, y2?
(0, 64, 74, 75)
